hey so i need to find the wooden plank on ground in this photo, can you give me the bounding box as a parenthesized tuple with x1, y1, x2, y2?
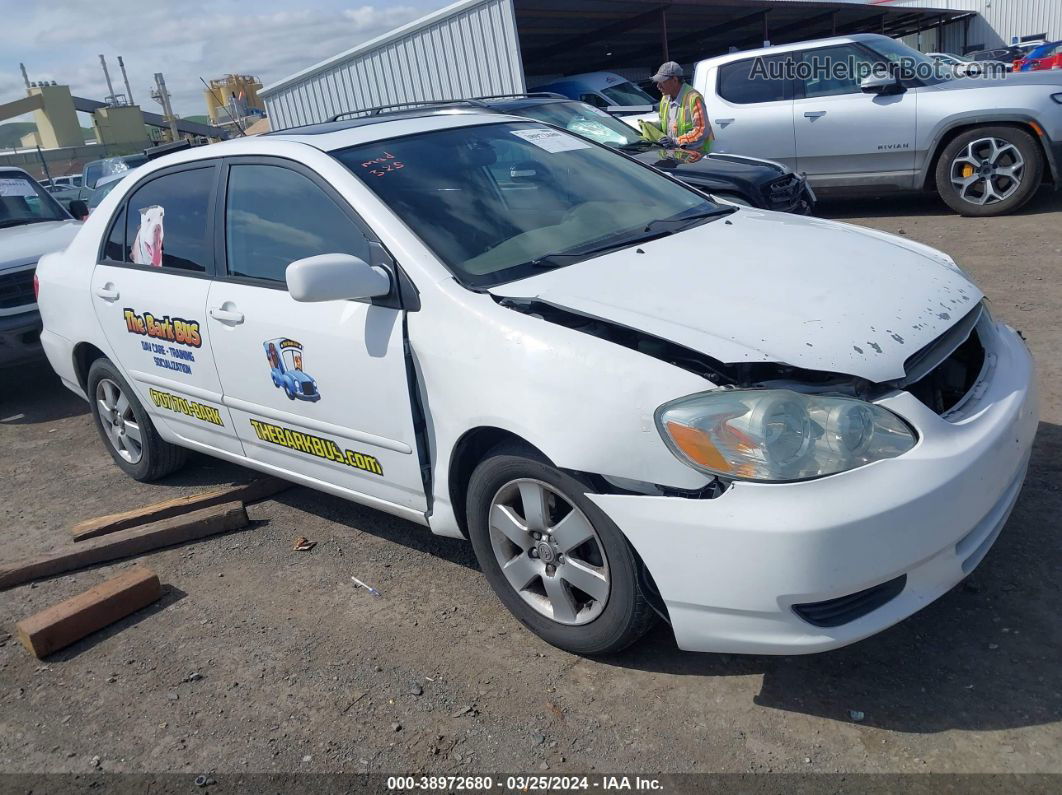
(0, 502, 248, 591)
(16, 566, 162, 658)
(71, 478, 288, 541)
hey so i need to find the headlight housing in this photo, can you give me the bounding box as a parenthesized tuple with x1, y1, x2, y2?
(656, 389, 917, 483)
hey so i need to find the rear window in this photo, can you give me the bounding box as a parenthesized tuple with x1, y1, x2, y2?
(717, 55, 794, 104)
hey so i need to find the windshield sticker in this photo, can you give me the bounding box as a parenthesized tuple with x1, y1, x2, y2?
(264, 338, 320, 402)
(510, 128, 592, 153)
(249, 419, 383, 476)
(0, 178, 36, 197)
(359, 151, 405, 178)
(148, 388, 224, 426)
(131, 204, 164, 267)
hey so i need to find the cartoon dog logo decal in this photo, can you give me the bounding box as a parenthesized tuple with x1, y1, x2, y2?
(131, 205, 164, 267)
(264, 338, 320, 401)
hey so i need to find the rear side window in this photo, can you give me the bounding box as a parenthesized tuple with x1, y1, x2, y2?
(121, 167, 215, 272)
(717, 55, 794, 104)
(223, 164, 371, 284)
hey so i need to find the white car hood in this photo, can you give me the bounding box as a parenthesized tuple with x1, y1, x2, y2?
(489, 210, 981, 383)
(1, 219, 81, 269)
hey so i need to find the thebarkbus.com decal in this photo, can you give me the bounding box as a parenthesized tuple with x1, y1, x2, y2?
(249, 418, 383, 476)
(124, 308, 201, 375)
(148, 388, 224, 426)
(264, 337, 320, 402)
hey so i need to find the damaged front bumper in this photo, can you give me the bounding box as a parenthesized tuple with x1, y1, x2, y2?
(588, 322, 1038, 654)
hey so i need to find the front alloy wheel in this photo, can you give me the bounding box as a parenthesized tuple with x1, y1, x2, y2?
(949, 137, 1024, 207)
(489, 478, 610, 625)
(466, 442, 657, 655)
(935, 125, 1043, 217)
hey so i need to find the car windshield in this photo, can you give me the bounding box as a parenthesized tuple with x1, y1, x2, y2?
(600, 81, 656, 106)
(0, 172, 68, 228)
(333, 122, 726, 287)
(512, 101, 643, 148)
(1029, 42, 1061, 58)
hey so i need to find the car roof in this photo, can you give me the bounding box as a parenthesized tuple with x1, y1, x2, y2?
(116, 110, 533, 177)
(697, 32, 891, 67)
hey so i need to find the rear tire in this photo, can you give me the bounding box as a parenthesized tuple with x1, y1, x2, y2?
(935, 125, 1043, 217)
(466, 441, 657, 655)
(87, 358, 187, 482)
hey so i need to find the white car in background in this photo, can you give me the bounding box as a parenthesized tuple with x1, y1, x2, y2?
(35, 108, 1037, 655)
(1, 167, 81, 367)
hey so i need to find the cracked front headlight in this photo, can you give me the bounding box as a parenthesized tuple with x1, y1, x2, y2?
(656, 389, 917, 483)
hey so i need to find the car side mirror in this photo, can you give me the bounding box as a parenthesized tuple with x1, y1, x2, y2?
(286, 253, 391, 302)
(860, 73, 904, 95)
(68, 199, 88, 220)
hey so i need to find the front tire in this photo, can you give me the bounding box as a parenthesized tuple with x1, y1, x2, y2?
(466, 442, 656, 655)
(87, 358, 187, 482)
(935, 126, 1043, 217)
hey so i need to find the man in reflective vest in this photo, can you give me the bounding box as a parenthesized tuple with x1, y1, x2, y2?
(647, 61, 713, 153)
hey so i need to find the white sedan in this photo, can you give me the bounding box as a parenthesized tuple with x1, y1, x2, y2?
(35, 108, 1037, 655)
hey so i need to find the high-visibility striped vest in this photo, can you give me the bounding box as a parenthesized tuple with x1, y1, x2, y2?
(658, 84, 712, 153)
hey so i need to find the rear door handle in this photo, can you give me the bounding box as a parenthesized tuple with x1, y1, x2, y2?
(209, 306, 244, 325)
(94, 283, 119, 302)
(804, 111, 827, 119)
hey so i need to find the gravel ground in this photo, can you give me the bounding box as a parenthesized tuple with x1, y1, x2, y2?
(0, 189, 1059, 778)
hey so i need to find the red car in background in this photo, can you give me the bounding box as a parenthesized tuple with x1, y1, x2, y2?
(1014, 41, 1062, 72)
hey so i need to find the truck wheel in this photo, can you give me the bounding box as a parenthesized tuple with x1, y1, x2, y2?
(87, 358, 187, 482)
(466, 442, 656, 655)
(935, 126, 1043, 217)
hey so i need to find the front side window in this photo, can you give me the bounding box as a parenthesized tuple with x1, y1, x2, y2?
(122, 167, 214, 272)
(801, 45, 884, 98)
(0, 171, 68, 228)
(224, 164, 371, 283)
(334, 122, 723, 287)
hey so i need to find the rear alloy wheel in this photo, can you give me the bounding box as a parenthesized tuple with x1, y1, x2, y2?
(87, 358, 187, 481)
(466, 442, 657, 655)
(935, 126, 1043, 216)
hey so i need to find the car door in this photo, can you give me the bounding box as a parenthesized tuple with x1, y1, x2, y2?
(708, 54, 797, 169)
(90, 162, 244, 456)
(206, 158, 426, 512)
(792, 44, 917, 186)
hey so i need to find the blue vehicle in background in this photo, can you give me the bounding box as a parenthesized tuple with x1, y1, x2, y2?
(264, 338, 320, 401)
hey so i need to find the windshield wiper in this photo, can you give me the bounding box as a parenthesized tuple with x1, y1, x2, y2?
(643, 206, 735, 234)
(526, 228, 678, 271)
(0, 218, 56, 229)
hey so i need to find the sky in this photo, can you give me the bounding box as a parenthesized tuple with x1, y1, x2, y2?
(3, 0, 453, 122)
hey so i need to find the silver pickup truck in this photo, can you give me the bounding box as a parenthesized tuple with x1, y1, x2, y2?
(1, 167, 81, 367)
(678, 34, 1062, 216)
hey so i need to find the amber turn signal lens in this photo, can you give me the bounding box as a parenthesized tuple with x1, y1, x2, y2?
(665, 421, 732, 473)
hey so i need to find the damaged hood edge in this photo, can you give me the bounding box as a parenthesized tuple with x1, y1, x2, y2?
(488, 211, 983, 384)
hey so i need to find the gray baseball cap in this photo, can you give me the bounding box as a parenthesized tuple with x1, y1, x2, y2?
(651, 61, 683, 83)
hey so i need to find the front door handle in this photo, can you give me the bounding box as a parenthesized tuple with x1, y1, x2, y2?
(715, 118, 735, 127)
(94, 283, 119, 302)
(804, 111, 827, 119)
(209, 305, 244, 325)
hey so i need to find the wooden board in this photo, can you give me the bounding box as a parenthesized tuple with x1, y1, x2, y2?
(71, 478, 289, 541)
(0, 502, 248, 591)
(16, 566, 162, 658)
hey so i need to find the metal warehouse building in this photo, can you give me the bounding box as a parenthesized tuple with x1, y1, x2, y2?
(261, 0, 985, 130)
(877, 0, 1062, 54)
